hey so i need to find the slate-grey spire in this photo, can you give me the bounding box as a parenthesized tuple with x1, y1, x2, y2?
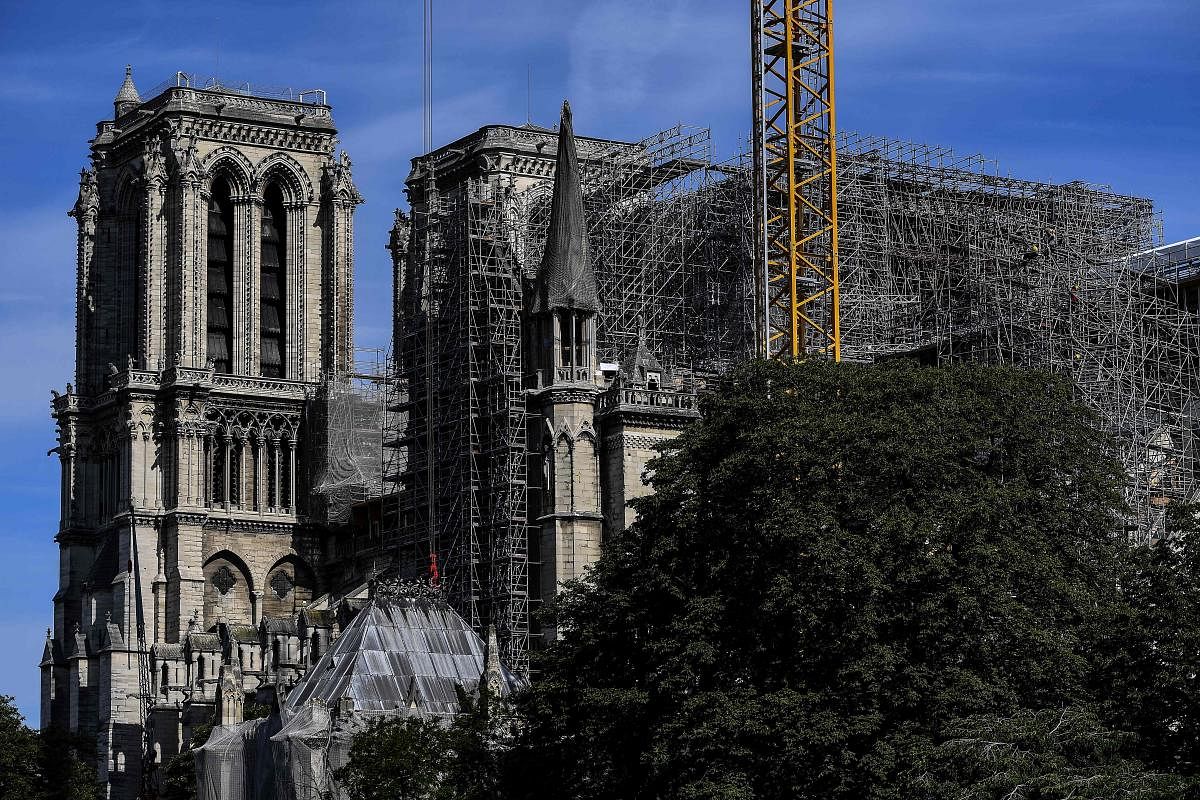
(113, 65, 141, 118)
(531, 101, 598, 314)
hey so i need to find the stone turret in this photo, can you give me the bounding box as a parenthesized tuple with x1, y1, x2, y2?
(113, 65, 140, 118)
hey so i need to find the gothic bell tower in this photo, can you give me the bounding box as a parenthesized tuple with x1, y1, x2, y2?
(526, 102, 603, 636)
(43, 67, 361, 797)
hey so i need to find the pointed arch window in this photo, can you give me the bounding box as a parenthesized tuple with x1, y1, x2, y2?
(207, 180, 234, 374)
(260, 185, 287, 378)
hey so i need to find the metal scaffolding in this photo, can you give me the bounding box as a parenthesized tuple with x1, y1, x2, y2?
(388, 125, 752, 673)
(833, 133, 1198, 539)
(386, 121, 1195, 677)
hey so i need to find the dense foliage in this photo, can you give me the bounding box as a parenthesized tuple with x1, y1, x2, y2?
(0, 695, 99, 800)
(345, 360, 1200, 799)
(507, 360, 1199, 799)
(335, 689, 504, 800)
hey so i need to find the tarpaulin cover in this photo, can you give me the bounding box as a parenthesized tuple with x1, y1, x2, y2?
(194, 591, 523, 799)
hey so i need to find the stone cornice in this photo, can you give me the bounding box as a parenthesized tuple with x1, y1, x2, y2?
(201, 513, 303, 535)
(603, 431, 683, 451)
(535, 511, 604, 524)
(408, 123, 639, 188)
(139, 87, 333, 124)
(54, 527, 100, 546)
(597, 405, 699, 432)
(527, 384, 600, 405)
(66, 368, 314, 417)
(166, 510, 211, 527)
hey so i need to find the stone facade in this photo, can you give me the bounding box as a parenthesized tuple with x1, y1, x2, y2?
(41, 69, 360, 798)
(41, 70, 703, 799)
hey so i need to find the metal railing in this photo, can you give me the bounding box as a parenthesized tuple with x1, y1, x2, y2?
(143, 72, 327, 105)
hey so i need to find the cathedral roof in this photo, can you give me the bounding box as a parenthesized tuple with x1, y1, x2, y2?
(187, 632, 222, 652)
(298, 608, 335, 630)
(282, 582, 524, 718)
(151, 642, 185, 661)
(530, 101, 599, 315)
(225, 624, 259, 644)
(261, 616, 298, 636)
(113, 65, 141, 106)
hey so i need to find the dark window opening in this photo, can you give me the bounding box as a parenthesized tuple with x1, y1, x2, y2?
(207, 181, 234, 373)
(211, 439, 226, 506)
(280, 441, 292, 509)
(559, 311, 573, 370)
(260, 186, 286, 378)
(229, 440, 242, 508)
(267, 444, 278, 508)
(574, 313, 588, 373)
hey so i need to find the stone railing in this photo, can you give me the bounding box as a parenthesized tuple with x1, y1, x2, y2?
(597, 386, 698, 415)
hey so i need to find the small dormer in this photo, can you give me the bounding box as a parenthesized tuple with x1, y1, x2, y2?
(618, 327, 669, 391)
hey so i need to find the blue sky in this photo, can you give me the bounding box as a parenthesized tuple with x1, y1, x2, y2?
(0, 0, 1196, 723)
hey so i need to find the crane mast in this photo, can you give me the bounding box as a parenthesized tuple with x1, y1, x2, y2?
(751, 0, 840, 361)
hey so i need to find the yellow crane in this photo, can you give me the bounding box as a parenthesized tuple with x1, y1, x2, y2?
(751, 0, 840, 361)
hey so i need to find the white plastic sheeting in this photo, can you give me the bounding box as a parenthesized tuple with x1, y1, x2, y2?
(195, 588, 523, 799)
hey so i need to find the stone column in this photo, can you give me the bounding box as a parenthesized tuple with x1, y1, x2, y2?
(231, 196, 258, 376)
(321, 152, 363, 378)
(223, 435, 232, 511)
(285, 201, 307, 381)
(288, 439, 297, 513)
(170, 140, 206, 368)
(139, 141, 168, 369)
(69, 169, 99, 390)
(271, 439, 282, 511)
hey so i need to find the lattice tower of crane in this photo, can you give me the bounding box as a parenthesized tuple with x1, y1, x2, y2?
(752, 0, 840, 360)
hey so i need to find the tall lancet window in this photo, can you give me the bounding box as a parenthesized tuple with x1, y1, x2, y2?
(260, 185, 286, 378)
(207, 180, 234, 374)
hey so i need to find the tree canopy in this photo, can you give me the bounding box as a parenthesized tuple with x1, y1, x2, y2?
(0, 695, 99, 800)
(505, 360, 1200, 799)
(343, 359, 1200, 800)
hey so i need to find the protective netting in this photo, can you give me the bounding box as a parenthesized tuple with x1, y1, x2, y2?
(306, 378, 386, 525)
(194, 715, 280, 800)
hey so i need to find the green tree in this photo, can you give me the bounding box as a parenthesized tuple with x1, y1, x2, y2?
(0, 696, 100, 800)
(37, 725, 101, 800)
(912, 708, 1193, 800)
(337, 716, 453, 800)
(1095, 504, 1200, 777)
(506, 360, 1167, 800)
(0, 695, 41, 800)
(336, 686, 507, 800)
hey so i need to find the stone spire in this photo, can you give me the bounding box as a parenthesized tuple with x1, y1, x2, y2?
(531, 101, 598, 314)
(483, 625, 504, 698)
(621, 324, 664, 382)
(113, 65, 141, 117)
(40, 628, 54, 667)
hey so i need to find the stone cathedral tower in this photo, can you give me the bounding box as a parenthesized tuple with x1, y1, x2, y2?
(41, 68, 360, 797)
